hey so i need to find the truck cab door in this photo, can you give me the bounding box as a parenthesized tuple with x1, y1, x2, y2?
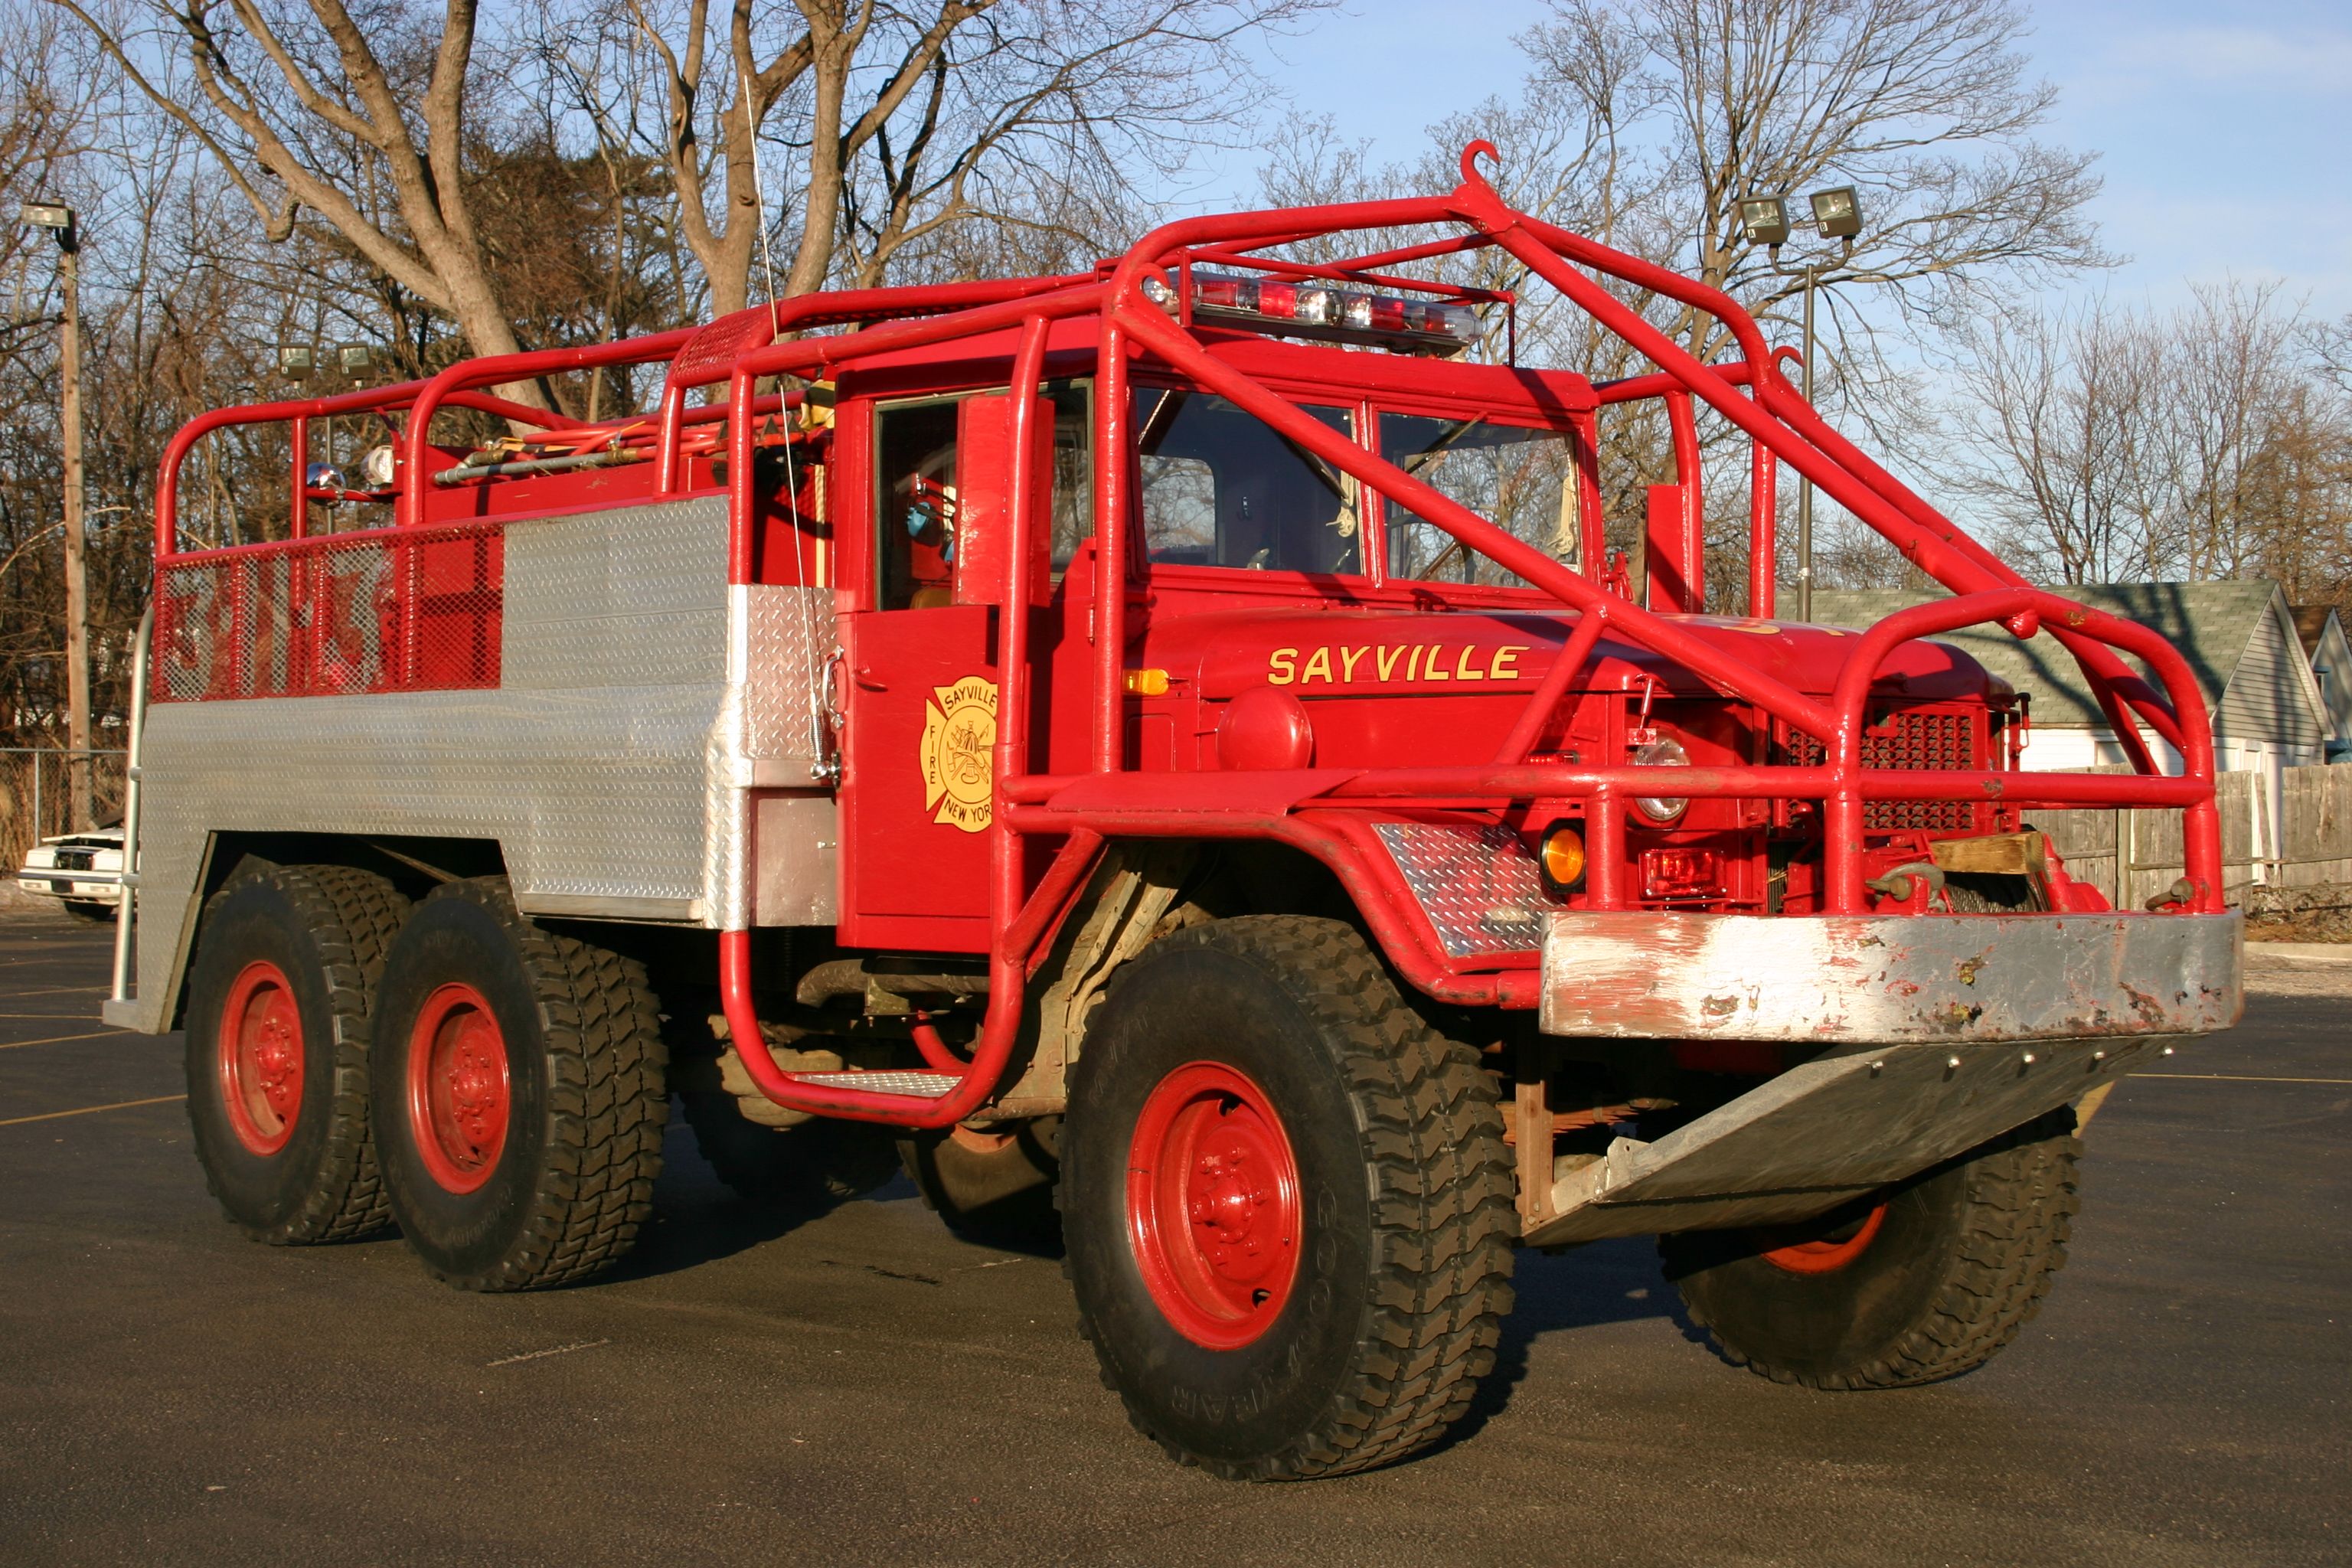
(835, 389, 1049, 951)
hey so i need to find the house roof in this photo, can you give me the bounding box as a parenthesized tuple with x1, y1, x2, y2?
(1808, 580, 2301, 733)
(2292, 605, 2340, 658)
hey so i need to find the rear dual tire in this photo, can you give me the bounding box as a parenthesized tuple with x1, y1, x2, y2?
(368, 880, 668, 1291)
(185, 864, 410, 1244)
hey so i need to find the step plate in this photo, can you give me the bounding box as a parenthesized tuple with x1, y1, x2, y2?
(786, 1070, 960, 1099)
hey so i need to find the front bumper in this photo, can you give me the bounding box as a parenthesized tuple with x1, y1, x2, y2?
(1540, 910, 2242, 1044)
(1524, 910, 2242, 1246)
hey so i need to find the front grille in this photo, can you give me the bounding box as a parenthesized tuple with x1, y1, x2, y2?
(1783, 707, 1983, 832)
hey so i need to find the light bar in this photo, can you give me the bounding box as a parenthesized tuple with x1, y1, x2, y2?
(1148, 270, 1481, 352)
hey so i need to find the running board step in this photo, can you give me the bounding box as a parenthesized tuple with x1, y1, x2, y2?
(786, 1070, 961, 1099)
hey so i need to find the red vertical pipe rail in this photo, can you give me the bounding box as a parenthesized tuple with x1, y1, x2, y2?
(289, 416, 309, 541)
(1665, 388, 1703, 613)
(1570, 410, 1606, 574)
(1587, 787, 1627, 909)
(1092, 316, 1135, 773)
(1749, 394, 1775, 619)
(656, 381, 689, 494)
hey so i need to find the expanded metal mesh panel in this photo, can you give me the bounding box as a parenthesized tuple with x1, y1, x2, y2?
(1373, 822, 1556, 959)
(1785, 707, 1984, 832)
(154, 524, 503, 702)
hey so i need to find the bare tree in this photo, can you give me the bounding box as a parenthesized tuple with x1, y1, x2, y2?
(582, 0, 1323, 314)
(1944, 302, 2166, 583)
(1940, 282, 2352, 603)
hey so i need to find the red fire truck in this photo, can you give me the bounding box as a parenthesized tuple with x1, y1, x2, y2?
(102, 145, 2239, 1479)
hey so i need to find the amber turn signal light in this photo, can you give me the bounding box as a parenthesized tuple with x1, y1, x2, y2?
(1538, 820, 1586, 897)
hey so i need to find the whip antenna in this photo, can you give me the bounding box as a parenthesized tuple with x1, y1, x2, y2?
(741, 84, 828, 770)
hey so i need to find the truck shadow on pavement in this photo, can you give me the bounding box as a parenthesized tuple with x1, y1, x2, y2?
(591, 1117, 913, 1286)
(1436, 1234, 1681, 1454)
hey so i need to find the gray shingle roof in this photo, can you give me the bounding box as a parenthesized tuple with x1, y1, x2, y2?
(1807, 581, 2282, 731)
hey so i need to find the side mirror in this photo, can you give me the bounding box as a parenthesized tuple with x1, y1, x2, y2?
(953, 391, 1054, 607)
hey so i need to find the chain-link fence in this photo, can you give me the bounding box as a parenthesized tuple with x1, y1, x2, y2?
(1, 746, 129, 874)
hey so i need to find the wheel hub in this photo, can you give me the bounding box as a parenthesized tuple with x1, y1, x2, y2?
(407, 983, 511, 1194)
(1128, 1062, 1302, 1349)
(218, 960, 302, 1155)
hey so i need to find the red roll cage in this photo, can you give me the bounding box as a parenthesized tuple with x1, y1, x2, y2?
(150, 144, 2224, 1129)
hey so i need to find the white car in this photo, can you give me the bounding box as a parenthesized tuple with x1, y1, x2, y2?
(17, 828, 126, 922)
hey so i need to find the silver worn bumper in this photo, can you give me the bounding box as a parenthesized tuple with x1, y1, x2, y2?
(1539, 910, 2243, 1044)
(1523, 911, 2243, 1247)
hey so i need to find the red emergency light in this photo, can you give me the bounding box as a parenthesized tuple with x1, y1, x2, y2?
(1144, 270, 1483, 355)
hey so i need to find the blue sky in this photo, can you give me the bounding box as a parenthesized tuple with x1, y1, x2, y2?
(1197, 0, 2352, 321)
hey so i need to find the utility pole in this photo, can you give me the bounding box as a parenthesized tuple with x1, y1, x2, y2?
(23, 202, 91, 828)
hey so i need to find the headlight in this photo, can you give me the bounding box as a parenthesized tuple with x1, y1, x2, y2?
(1630, 737, 1690, 823)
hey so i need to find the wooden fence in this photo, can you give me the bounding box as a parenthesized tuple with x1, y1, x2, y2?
(2031, 764, 2352, 910)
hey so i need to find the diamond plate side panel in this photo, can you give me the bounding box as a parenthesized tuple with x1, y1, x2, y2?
(742, 585, 837, 763)
(501, 498, 729, 690)
(1372, 822, 1557, 959)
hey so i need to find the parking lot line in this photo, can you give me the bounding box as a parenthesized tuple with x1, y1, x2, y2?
(2132, 1072, 2352, 1086)
(0, 1028, 128, 1051)
(0, 1093, 185, 1128)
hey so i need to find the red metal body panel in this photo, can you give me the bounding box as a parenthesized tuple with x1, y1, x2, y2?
(148, 145, 2228, 1127)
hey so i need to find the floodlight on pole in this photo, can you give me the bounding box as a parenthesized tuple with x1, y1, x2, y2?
(336, 342, 374, 382)
(1736, 194, 1791, 248)
(1808, 185, 1862, 240)
(278, 345, 315, 382)
(21, 201, 75, 239)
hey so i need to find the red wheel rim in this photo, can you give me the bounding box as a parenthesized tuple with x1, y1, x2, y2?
(405, 983, 511, 1194)
(1125, 1062, 1302, 1350)
(217, 960, 302, 1155)
(1759, 1202, 1887, 1275)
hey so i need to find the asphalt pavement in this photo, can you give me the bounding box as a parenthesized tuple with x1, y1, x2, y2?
(0, 910, 2344, 1567)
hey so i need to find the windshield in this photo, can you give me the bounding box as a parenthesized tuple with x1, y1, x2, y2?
(1379, 413, 1583, 588)
(1137, 388, 1361, 574)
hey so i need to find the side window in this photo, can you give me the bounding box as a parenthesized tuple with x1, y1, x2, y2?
(1380, 414, 1580, 587)
(1136, 390, 1360, 574)
(875, 399, 962, 611)
(874, 381, 1093, 610)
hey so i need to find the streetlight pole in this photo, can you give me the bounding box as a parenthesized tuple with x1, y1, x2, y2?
(1797, 263, 1815, 624)
(1737, 185, 1863, 625)
(22, 202, 90, 829)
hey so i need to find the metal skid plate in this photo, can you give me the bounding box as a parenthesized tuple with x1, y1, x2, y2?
(1372, 822, 1557, 958)
(1525, 1032, 2158, 1246)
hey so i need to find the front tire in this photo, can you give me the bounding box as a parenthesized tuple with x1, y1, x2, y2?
(1661, 1108, 2082, 1388)
(184, 864, 410, 1243)
(370, 880, 668, 1291)
(1061, 916, 1515, 1480)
